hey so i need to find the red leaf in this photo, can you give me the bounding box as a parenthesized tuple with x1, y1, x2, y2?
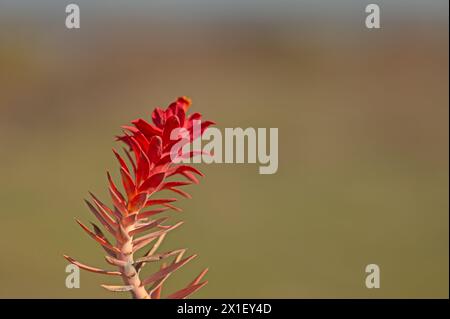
(122, 147, 137, 176)
(147, 136, 163, 164)
(167, 187, 192, 199)
(189, 268, 209, 286)
(138, 172, 165, 193)
(129, 217, 169, 236)
(121, 125, 139, 134)
(201, 120, 215, 135)
(167, 281, 208, 299)
(151, 285, 162, 299)
(161, 181, 192, 189)
(137, 207, 170, 219)
(162, 203, 183, 212)
(107, 172, 125, 203)
(120, 167, 136, 199)
(75, 219, 119, 253)
(162, 115, 181, 145)
(152, 107, 166, 129)
(84, 200, 115, 234)
(177, 96, 192, 112)
(135, 249, 184, 263)
(141, 254, 197, 286)
(132, 222, 183, 253)
(128, 192, 147, 213)
(136, 152, 151, 185)
(101, 284, 134, 292)
(145, 198, 177, 206)
(180, 171, 199, 184)
(89, 193, 117, 220)
(187, 112, 202, 124)
(63, 255, 122, 276)
(108, 186, 128, 216)
(134, 131, 150, 153)
(168, 165, 204, 177)
(112, 148, 130, 174)
(132, 118, 162, 138)
(90, 222, 117, 257)
(146, 250, 185, 294)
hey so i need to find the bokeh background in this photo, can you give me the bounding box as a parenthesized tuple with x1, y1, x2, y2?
(0, 0, 448, 298)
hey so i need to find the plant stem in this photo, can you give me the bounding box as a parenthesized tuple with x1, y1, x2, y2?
(117, 224, 150, 299)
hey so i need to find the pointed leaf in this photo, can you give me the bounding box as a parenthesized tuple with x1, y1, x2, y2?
(108, 186, 128, 216)
(101, 284, 134, 292)
(112, 148, 130, 174)
(148, 136, 163, 164)
(189, 268, 209, 286)
(161, 181, 192, 189)
(151, 284, 162, 299)
(135, 234, 166, 273)
(89, 222, 117, 257)
(138, 172, 165, 193)
(75, 219, 120, 253)
(141, 254, 197, 286)
(167, 281, 208, 299)
(120, 167, 136, 199)
(147, 250, 186, 293)
(167, 187, 192, 199)
(132, 118, 162, 138)
(168, 165, 204, 177)
(107, 171, 126, 203)
(162, 115, 181, 145)
(63, 255, 122, 276)
(128, 192, 147, 213)
(84, 199, 116, 235)
(162, 203, 183, 212)
(134, 249, 184, 263)
(123, 147, 137, 176)
(132, 222, 183, 253)
(145, 198, 177, 207)
(137, 207, 170, 220)
(129, 217, 169, 236)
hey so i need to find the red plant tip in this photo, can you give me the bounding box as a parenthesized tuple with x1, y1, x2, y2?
(177, 96, 192, 111)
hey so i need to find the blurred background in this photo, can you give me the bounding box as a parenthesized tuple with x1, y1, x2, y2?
(0, 0, 448, 298)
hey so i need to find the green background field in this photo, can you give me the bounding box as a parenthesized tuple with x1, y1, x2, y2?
(0, 0, 448, 298)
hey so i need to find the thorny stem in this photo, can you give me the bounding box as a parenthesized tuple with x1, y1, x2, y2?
(117, 224, 150, 299)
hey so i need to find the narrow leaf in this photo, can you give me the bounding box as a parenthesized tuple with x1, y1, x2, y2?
(134, 249, 184, 263)
(75, 219, 119, 253)
(84, 199, 116, 235)
(145, 198, 177, 207)
(128, 192, 147, 213)
(139, 172, 165, 193)
(129, 217, 169, 236)
(132, 222, 183, 253)
(63, 255, 122, 276)
(107, 171, 126, 203)
(167, 187, 192, 199)
(167, 281, 208, 299)
(120, 167, 136, 199)
(141, 254, 197, 286)
(101, 284, 134, 292)
(137, 207, 170, 220)
(112, 148, 130, 174)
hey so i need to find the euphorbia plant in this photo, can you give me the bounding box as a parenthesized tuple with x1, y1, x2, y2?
(64, 97, 214, 299)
